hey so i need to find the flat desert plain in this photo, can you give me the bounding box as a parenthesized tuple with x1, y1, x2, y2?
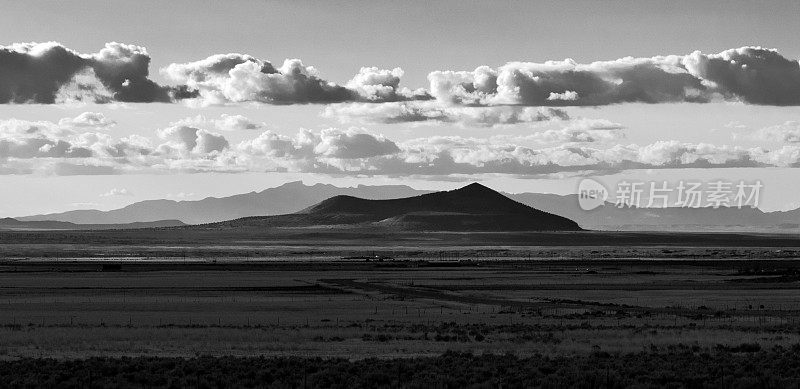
(2, 232, 800, 386)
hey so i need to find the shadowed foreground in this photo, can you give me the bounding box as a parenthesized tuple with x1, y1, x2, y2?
(4, 349, 800, 388)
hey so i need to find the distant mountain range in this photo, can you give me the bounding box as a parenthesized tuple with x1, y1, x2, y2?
(17, 181, 800, 232)
(509, 193, 800, 233)
(205, 183, 581, 231)
(0, 218, 184, 231)
(20, 181, 430, 225)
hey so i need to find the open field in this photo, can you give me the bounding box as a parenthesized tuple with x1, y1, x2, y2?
(2, 254, 800, 360)
(1, 228, 799, 249)
(2, 235, 800, 386)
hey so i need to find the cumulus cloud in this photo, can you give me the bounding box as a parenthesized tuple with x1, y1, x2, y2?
(169, 114, 265, 132)
(0, 117, 94, 160)
(214, 114, 264, 131)
(313, 128, 400, 159)
(547, 91, 579, 101)
(376, 138, 785, 175)
(0, 113, 154, 175)
(346, 67, 428, 102)
(0, 113, 235, 175)
(233, 126, 795, 175)
(1, 114, 797, 176)
(322, 101, 569, 126)
(5, 43, 800, 107)
(57, 112, 116, 128)
(0, 41, 178, 103)
(748, 121, 800, 143)
(156, 125, 229, 154)
(238, 130, 300, 159)
(162, 54, 428, 105)
(427, 46, 800, 106)
(683, 47, 800, 106)
(238, 128, 400, 160)
(100, 188, 133, 197)
(511, 119, 625, 144)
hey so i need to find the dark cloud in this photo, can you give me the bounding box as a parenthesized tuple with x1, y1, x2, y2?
(0, 42, 86, 103)
(88, 43, 171, 102)
(428, 47, 800, 107)
(0, 42, 175, 104)
(685, 47, 800, 106)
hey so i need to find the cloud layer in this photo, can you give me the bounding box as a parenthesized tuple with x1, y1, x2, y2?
(3, 43, 800, 107)
(168, 46, 800, 107)
(162, 54, 428, 105)
(322, 102, 570, 126)
(427, 46, 800, 106)
(1, 113, 797, 176)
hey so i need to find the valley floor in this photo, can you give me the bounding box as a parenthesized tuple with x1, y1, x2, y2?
(2, 245, 800, 386)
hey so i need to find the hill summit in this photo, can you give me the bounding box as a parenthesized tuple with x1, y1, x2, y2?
(211, 183, 582, 231)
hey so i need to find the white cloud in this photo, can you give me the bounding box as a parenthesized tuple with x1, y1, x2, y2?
(511, 119, 625, 144)
(749, 121, 800, 143)
(168, 114, 265, 132)
(233, 129, 797, 176)
(57, 112, 116, 129)
(100, 188, 132, 197)
(166, 192, 196, 199)
(322, 101, 569, 127)
(156, 125, 229, 155)
(547, 91, 579, 101)
(162, 54, 427, 106)
(237, 128, 400, 161)
(0, 114, 797, 176)
(345, 67, 428, 102)
(313, 128, 400, 159)
(214, 114, 263, 131)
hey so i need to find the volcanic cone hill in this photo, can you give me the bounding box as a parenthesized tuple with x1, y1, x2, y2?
(206, 183, 583, 231)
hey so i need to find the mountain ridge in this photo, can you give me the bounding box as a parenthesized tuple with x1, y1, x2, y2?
(0, 218, 185, 231)
(20, 181, 432, 225)
(16, 181, 800, 232)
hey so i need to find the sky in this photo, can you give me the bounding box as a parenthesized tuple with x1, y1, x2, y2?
(1, 0, 799, 216)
